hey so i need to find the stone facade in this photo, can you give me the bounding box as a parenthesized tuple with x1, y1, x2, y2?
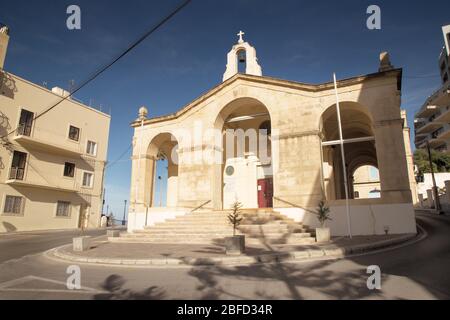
(128, 37, 417, 236)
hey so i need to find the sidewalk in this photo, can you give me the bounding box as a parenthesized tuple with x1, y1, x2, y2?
(48, 232, 421, 267)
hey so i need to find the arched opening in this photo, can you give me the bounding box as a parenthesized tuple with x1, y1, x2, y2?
(214, 98, 273, 210)
(146, 133, 179, 208)
(351, 165, 381, 199)
(237, 49, 247, 74)
(320, 102, 379, 200)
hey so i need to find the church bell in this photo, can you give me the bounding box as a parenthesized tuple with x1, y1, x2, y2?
(238, 50, 246, 63)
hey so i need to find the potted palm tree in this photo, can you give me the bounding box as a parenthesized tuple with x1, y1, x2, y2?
(224, 201, 245, 255)
(315, 200, 332, 243)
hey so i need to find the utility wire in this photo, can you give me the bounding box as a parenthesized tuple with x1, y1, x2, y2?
(106, 143, 133, 170)
(0, 0, 192, 140)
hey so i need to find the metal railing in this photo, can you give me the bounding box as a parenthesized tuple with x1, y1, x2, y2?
(190, 200, 212, 213)
(17, 123, 32, 137)
(9, 167, 24, 180)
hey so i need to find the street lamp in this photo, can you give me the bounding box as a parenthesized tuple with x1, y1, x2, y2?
(122, 200, 127, 226)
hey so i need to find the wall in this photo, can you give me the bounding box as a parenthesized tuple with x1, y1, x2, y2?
(129, 71, 416, 236)
(417, 173, 450, 197)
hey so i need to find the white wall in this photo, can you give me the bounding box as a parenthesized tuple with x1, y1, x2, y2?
(278, 203, 417, 236)
(417, 173, 450, 198)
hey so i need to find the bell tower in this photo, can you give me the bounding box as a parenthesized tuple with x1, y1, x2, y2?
(223, 31, 262, 82)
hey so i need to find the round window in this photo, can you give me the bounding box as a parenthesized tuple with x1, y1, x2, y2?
(225, 166, 235, 176)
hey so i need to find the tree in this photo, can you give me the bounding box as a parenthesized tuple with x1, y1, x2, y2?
(414, 149, 450, 174)
(228, 201, 243, 237)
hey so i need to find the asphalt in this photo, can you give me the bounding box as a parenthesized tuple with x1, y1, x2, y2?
(0, 229, 108, 264)
(0, 213, 448, 299)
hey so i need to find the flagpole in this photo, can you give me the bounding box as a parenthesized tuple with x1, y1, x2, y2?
(333, 73, 352, 239)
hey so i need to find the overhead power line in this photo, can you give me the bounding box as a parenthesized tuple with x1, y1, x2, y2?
(1, 0, 192, 140)
(106, 143, 133, 170)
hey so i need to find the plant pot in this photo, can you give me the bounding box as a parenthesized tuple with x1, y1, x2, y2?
(73, 236, 92, 252)
(224, 235, 245, 255)
(315, 227, 331, 243)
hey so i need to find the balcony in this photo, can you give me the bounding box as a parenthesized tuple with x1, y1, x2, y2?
(435, 126, 450, 141)
(427, 85, 450, 107)
(434, 106, 450, 123)
(14, 126, 84, 158)
(9, 167, 25, 180)
(416, 120, 444, 134)
(5, 176, 81, 193)
(416, 105, 439, 118)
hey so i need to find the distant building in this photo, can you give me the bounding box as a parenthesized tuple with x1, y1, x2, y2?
(414, 25, 450, 151)
(0, 25, 111, 233)
(352, 165, 381, 199)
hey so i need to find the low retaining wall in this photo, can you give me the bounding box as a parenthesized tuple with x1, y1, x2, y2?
(277, 202, 417, 236)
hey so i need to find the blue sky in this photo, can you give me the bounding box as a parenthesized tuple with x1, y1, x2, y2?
(1, 0, 449, 217)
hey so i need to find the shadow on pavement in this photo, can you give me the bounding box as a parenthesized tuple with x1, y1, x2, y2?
(94, 274, 166, 300)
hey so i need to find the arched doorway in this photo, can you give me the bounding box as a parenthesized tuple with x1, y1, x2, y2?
(320, 102, 379, 201)
(213, 98, 273, 210)
(146, 133, 179, 208)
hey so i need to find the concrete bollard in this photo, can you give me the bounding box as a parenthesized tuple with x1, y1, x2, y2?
(418, 194, 424, 208)
(107, 230, 121, 238)
(427, 189, 434, 208)
(445, 181, 450, 204)
(73, 236, 91, 252)
(100, 216, 108, 229)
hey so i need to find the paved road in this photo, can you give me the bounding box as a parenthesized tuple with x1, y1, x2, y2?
(0, 214, 448, 300)
(0, 229, 107, 264)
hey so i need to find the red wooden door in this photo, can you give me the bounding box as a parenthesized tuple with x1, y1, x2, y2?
(258, 178, 273, 208)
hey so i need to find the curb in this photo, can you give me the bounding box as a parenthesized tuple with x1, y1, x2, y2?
(46, 232, 420, 267)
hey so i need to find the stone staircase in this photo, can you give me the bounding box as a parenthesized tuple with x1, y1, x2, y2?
(110, 209, 317, 245)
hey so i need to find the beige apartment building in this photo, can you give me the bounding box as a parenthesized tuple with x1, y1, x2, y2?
(414, 25, 450, 151)
(0, 26, 111, 233)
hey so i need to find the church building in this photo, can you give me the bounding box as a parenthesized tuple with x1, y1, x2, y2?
(126, 32, 417, 238)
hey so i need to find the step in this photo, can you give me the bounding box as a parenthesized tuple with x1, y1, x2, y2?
(132, 230, 313, 238)
(119, 232, 313, 240)
(109, 236, 316, 245)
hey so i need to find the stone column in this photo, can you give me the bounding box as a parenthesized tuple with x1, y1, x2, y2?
(273, 132, 323, 208)
(176, 145, 215, 209)
(374, 118, 412, 203)
(401, 110, 419, 204)
(129, 155, 155, 212)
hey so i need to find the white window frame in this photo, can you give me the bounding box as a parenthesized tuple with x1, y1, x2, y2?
(81, 171, 94, 189)
(2, 194, 25, 216)
(86, 140, 98, 157)
(55, 201, 71, 218)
